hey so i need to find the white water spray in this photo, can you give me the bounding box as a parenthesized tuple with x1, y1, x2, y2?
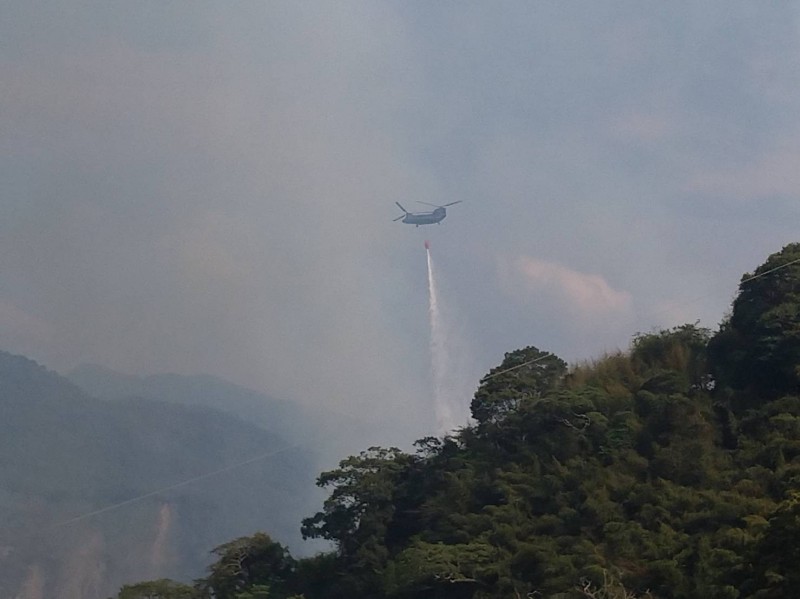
(426, 245, 462, 435)
(149, 503, 172, 576)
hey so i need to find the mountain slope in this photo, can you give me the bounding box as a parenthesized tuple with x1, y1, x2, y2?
(66, 365, 306, 441)
(66, 364, 374, 470)
(0, 351, 317, 599)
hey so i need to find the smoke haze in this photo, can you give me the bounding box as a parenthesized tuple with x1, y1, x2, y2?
(2, 2, 800, 444)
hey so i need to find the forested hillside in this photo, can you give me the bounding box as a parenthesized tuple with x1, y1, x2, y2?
(104, 243, 800, 598)
(0, 354, 317, 599)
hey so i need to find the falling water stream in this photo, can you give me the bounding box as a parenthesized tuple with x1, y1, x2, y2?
(426, 246, 457, 435)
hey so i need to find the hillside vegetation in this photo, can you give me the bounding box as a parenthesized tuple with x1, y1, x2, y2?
(110, 243, 800, 598)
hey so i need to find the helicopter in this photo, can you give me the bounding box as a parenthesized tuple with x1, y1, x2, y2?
(393, 201, 462, 226)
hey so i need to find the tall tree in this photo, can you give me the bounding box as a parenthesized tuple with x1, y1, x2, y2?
(709, 243, 800, 400)
(471, 346, 566, 425)
(201, 533, 295, 599)
(301, 447, 415, 597)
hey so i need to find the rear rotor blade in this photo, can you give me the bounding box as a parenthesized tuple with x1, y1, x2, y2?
(442, 201, 462, 207)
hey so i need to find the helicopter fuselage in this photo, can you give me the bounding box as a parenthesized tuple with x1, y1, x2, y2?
(394, 201, 460, 226)
(400, 207, 447, 226)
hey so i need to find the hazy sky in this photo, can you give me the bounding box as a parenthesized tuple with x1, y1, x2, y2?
(2, 2, 799, 441)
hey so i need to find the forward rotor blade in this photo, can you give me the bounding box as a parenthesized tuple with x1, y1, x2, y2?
(393, 215, 405, 221)
(417, 200, 463, 208)
(395, 201, 408, 213)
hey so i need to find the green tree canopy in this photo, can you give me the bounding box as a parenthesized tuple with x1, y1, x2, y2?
(115, 579, 200, 599)
(471, 346, 566, 425)
(710, 243, 800, 400)
(201, 533, 295, 599)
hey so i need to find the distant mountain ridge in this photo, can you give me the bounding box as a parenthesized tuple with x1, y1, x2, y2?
(67, 363, 310, 441)
(0, 351, 318, 599)
(67, 363, 379, 471)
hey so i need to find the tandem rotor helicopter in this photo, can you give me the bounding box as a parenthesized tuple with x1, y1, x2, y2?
(393, 201, 462, 226)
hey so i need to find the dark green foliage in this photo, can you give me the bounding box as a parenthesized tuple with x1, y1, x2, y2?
(288, 321, 800, 598)
(201, 533, 296, 598)
(742, 492, 800, 598)
(632, 324, 712, 392)
(300, 447, 417, 597)
(113, 534, 305, 599)
(709, 243, 800, 401)
(471, 346, 567, 425)
(117, 579, 200, 599)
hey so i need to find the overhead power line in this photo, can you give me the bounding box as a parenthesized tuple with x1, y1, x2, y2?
(51, 444, 299, 531)
(480, 352, 553, 382)
(740, 256, 800, 286)
(480, 255, 800, 384)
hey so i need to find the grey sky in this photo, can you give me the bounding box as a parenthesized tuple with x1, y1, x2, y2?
(2, 2, 799, 441)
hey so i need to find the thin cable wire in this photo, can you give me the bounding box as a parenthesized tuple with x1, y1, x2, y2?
(481, 255, 800, 381)
(50, 444, 299, 530)
(642, 256, 800, 328)
(740, 256, 800, 286)
(479, 352, 553, 382)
